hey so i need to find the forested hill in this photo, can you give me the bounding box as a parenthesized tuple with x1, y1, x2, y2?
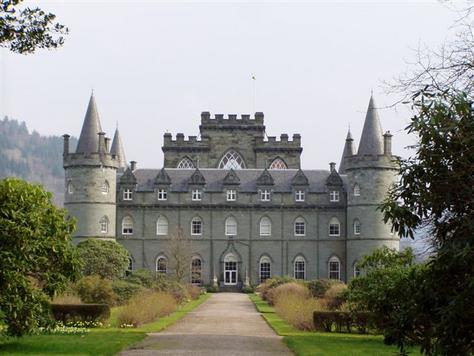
(0, 116, 77, 206)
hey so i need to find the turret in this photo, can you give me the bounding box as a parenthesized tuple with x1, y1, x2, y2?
(63, 93, 120, 243)
(110, 126, 127, 170)
(344, 94, 399, 280)
(338, 129, 355, 174)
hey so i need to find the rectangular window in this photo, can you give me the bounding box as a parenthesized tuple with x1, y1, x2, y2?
(191, 220, 202, 235)
(192, 189, 202, 201)
(329, 223, 340, 236)
(158, 189, 167, 201)
(295, 190, 305, 202)
(329, 262, 340, 280)
(329, 190, 340, 202)
(294, 222, 306, 236)
(260, 190, 271, 202)
(294, 261, 305, 280)
(100, 220, 108, 233)
(123, 189, 133, 201)
(260, 263, 271, 282)
(226, 189, 237, 201)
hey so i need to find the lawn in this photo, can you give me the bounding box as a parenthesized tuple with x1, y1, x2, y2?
(249, 294, 421, 356)
(0, 293, 210, 356)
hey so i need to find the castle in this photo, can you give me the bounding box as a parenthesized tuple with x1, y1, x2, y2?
(63, 94, 399, 288)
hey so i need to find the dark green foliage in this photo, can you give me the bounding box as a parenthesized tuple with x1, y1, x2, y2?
(0, 0, 68, 53)
(77, 239, 130, 280)
(75, 276, 116, 306)
(313, 311, 373, 333)
(50, 304, 110, 325)
(306, 279, 340, 298)
(111, 280, 145, 305)
(241, 285, 255, 294)
(0, 178, 81, 336)
(124, 269, 155, 288)
(206, 285, 219, 293)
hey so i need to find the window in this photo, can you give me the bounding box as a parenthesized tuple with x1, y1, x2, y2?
(101, 181, 109, 194)
(260, 189, 271, 202)
(354, 219, 361, 235)
(294, 217, 306, 236)
(67, 181, 74, 194)
(354, 264, 361, 278)
(191, 217, 202, 235)
(353, 184, 361, 197)
(218, 150, 246, 169)
(329, 190, 340, 202)
(295, 190, 305, 202)
(328, 256, 341, 280)
(156, 257, 167, 274)
(225, 216, 237, 236)
(156, 216, 168, 235)
(268, 158, 287, 170)
(191, 257, 202, 284)
(226, 189, 236, 201)
(177, 157, 195, 169)
(329, 217, 340, 236)
(192, 189, 202, 201)
(123, 188, 133, 201)
(260, 256, 271, 282)
(158, 189, 167, 201)
(99, 216, 108, 234)
(259, 217, 272, 236)
(294, 256, 306, 280)
(127, 257, 134, 272)
(122, 216, 133, 235)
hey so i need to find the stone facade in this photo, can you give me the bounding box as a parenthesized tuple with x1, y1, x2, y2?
(63, 94, 399, 288)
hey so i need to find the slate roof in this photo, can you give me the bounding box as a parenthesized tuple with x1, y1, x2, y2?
(76, 94, 103, 154)
(110, 128, 127, 168)
(357, 95, 384, 156)
(127, 168, 347, 193)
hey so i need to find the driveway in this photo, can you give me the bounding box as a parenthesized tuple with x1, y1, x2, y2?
(120, 292, 293, 355)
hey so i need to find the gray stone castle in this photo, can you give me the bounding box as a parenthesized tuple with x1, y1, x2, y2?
(63, 94, 399, 288)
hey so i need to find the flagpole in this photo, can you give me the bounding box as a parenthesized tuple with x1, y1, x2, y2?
(252, 73, 257, 113)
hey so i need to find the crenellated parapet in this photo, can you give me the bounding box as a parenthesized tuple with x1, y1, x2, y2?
(162, 133, 210, 152)
(255, 134, 302, 153)
(199, 112, 265, 131)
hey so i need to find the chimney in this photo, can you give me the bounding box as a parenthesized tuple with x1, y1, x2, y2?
(63, 134, 70, 155)
(383, 131, 393, 156)
(130, 161, 137, 171)
(104, 137, 110, 153)
(98, 132, 106, 153)
(329, 162, 336, 172)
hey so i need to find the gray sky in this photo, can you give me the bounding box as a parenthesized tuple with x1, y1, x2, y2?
(0, 0, 461, 169)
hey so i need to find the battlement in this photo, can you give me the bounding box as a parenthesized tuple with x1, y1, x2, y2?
(200, 112, 265, 130)
(254, 134, 302, 152)
(162, 133, 210, 152)
(63, 152, 120, 169)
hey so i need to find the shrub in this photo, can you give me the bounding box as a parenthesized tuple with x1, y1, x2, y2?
(312, 311, 373, 333)
(112, 280, 145, 305)
(324, 283, 348, 310)
(50, 304, 110, 325)
(274, 294, 324, 330)
(167, 282, 190, 303)
(186, 284, 202, 300)
(75, 276, 116, 305)
(124, 269, 155, 288)
(117, 291, 177, 327)
(257, 276, 295, 301)
(241, 285, 255, 294)
(267, 282, 309, 306)
(52, 293, 82, 305)
(306, 279, 341, 298)
(206, 285, 219, 293)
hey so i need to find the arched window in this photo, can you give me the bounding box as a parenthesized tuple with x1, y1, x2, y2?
(156, 256, 167, 274)
(259, 217, 272, 236)
(156, 216, 169, 236)
(101, 180, 109, 194)
(191, 216, 202, 235)
(294, 217, 306, 236)
(191, 257, 202, 285)
(99, 216, 109, 234)
(353, 219, 361, 235)
(268, 158, 287, 170)
(225, 216, 237, 236)
(177, 157, 195, 169)
(218, 150, 246, 169)
(353, 184, 361, 197)
(353, 263, 361, 278)
(328, 256, 341, 280)
(329, 217, 340, 236)
(294, 256, 306, 280)
(259, 256, 271, 282)
(122, 216, 133, 235)
(67, 181, 74, 194)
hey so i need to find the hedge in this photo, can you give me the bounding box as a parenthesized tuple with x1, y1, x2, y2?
(313, 311, 373, 333)
(50, 304, 111, 324)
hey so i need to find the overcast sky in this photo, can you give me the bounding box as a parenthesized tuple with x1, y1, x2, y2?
(0, 0, 462, 169)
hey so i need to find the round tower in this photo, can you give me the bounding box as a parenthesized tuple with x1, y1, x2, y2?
(63, 94, 123, 243)
(340, 95, 399, 280)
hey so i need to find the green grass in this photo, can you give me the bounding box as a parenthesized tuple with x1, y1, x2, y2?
(0, 293, 210, 356)
(249, 294, 421, 356)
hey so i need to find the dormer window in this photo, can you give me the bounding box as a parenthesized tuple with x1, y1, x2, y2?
(158, 189, 167, 201)
(329, 190, 340, 202)
(295, 190, 305, 202)
(260, 190, 271, 202)
(192, 189, 202, 201)
(226, 189, 237, 201)
(123, 189, 133, 201)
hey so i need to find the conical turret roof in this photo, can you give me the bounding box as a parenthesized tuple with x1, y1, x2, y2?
(76, 94, 103, 154)
(339, 128, 355, 174)
(357, 95, 384, 156)
(110, 127, 127, 168)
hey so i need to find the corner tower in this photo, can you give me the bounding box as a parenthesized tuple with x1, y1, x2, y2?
(63, 94, 120, 243)
(343, 95, 399, 279)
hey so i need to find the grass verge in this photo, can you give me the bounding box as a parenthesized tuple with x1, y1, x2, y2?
(0, 293, 210, 356)
(249, 294, 421, 356)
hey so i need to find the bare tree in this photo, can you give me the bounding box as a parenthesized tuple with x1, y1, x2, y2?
(166, 226, 193, 284)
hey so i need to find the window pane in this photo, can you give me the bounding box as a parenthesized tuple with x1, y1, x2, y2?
(218, 150, 246, 169)
(260, 262, 271, 282)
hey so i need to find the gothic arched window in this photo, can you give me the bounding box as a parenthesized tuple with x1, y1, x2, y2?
(294, 256, 306, 280)
(177, 157, 195, 169)
(191, 257, 202, 285)
(218, 150, 246, 170)
(268, 158, 287, 170)
(353, 219, 361, 235)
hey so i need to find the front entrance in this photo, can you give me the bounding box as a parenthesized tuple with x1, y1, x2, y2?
(224, 261, 238, 285)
